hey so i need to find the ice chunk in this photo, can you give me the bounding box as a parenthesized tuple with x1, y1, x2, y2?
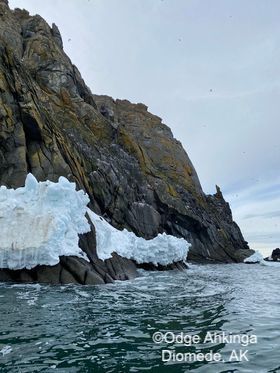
(0, 174, 191, 270)
(87, 210, 191, 266)
(25, 172, 38, 191)
(244, 251, 263, 263)
(0, 174, 90, 270)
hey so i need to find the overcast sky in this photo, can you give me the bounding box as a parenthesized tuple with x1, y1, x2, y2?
(10, 0, 280, 255)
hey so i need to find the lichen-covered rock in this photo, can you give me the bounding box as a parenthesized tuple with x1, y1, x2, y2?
(0, 1, 254, 284)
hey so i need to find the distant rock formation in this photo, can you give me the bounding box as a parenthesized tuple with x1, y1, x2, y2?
(272, 248, 280, 261)
(264, 248, 280, 262)
(0, 0, 254, 284)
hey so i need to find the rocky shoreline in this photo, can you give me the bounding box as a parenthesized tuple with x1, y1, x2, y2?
(0, 0, 254, 285)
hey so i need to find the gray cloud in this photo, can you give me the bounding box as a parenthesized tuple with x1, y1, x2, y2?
(244, 211, 280, 220)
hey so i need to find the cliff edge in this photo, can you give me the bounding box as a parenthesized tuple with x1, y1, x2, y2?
(0, 1, 254, 284)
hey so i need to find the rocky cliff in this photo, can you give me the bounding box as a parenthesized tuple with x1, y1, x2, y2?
(0, 1, 254, 284)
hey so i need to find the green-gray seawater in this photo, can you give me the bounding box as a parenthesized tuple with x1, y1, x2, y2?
(0, 263, 279, 372)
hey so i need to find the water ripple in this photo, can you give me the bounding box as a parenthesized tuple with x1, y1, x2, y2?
(0, 263, 279, 372)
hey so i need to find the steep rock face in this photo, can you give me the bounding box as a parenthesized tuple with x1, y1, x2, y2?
(0, 1, 253, 283)
(91, 97, 252, 263)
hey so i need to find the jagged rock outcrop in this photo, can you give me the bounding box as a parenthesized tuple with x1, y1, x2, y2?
(264, 248, 280, 262)
(0, 1, 254, 284)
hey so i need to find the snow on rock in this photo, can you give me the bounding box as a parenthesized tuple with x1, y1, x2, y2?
(0, 174, 90, 270)
(88, 210, 191, 266)
(244, 251, 263, 263)
(0, 173, 191, 270)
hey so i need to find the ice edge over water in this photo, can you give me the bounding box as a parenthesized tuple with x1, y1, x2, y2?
(0, 174, 191, 270)
(88, 210, 191, 266)
(244, 251, 263, 263)
(0, 174, 90, 270)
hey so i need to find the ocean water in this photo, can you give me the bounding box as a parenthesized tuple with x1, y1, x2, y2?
(0, 263, 279, 372)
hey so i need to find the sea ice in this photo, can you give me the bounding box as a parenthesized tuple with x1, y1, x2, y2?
(0, 174, 90, 270)
(0, 174, 191, 270)
(244, 251, 263, 263)
(88, 210, 191, 266)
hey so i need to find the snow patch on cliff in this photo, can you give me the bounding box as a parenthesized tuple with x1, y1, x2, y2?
(88, 210, 191, 266)
(0, 174, 90, 270)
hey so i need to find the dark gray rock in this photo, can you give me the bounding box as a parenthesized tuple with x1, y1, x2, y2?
(36, 264, 62, 284)
(84, 270, 104, 285)
(272, 248, 280, 261)
(264, 248, 280, 262)
(60, 268, 79, 284)
(19, 270, 34, 283)
(0, 2, 253, 285)
(51, 23, 63, 49)
(0, 270, 14, 282)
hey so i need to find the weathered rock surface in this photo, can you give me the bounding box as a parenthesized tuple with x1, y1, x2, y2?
(264, 248, 280, 262)
(0, 1, 254, 284)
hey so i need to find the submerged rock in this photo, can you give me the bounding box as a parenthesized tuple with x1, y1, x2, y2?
(0, 2, 254, 284)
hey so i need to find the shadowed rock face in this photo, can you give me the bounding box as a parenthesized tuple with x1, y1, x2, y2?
(0, 1, 254, 284)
